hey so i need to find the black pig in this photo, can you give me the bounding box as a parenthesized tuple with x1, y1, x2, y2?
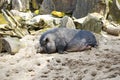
(39, 28, 97, 54)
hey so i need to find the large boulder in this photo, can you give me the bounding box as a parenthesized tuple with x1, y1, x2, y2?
(40, 0, 77, 14)
(40, 0, 108, 19)
(74, 12, 103, 33)
(72, 0, 102, 19)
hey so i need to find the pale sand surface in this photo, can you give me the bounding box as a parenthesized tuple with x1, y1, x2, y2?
(0, 33, 120, 80)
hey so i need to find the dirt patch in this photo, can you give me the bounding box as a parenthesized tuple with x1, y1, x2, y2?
(0, 33, 120, 80)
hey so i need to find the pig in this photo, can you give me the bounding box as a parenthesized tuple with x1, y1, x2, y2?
(39, 28, 97, 54)
(66, 30, 97, 52)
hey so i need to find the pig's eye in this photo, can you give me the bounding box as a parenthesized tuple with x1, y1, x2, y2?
(45, 38, 49, 43)
(42, 38, 49, 45)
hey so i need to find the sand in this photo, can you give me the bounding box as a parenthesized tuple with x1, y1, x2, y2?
(0, 33, 120, 80)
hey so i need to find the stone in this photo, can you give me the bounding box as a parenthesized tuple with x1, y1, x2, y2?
(108, 0, 120, 23)
(25, 15, 61, 29)
(51, 11, 65, 18)
(74, 17, 87, 29)
(103, 21, 120, 36)
(74, 12, 104, 33)
(60, 16, 76, 29)
(10, 10, 33, 20)
(40, 0, 77, 14)
(1, 36, 23, 54)
(0, 0, 10, 10)
(72, 0, 101, 19)
(12, 0, 30, 11)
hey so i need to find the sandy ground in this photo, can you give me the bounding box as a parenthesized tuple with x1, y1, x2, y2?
(0, 32, 120, 80)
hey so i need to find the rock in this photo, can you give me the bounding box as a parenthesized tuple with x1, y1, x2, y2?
(12, 0, 30, 11)
(31, 0, 43, 10)
(108, 0, 120, 23)
(92, 0, 110, 19)
(74, 12, 103, 33)
(0, 0, 10, 10)
(38, 0, 109, 19)
(31, 0, 39, 10)
(10, 10, 33, 20)
(106, 27, 120, 36)
(103, 21, 120, 36)
(1, 36, 24, 54)
(60, 16, 76, 29)
(51, 11, 65, 18)
(34, 10, 40, 15)
(116, 0, 120, 10)
(83, 13, 103, 33)
(74, 16, 87, 29)
(72, 0, 101, 18)
(40, 0, 77, 14)
(25, 15, 61, 29)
